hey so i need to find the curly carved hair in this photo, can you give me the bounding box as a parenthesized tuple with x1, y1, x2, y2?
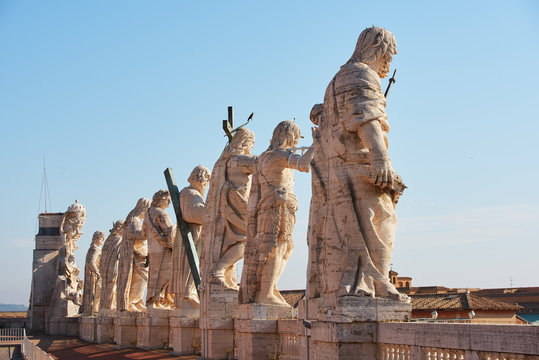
(269, 120, 301, 150)
(151, 189, 170, 207)
(348, 26, 397, 64)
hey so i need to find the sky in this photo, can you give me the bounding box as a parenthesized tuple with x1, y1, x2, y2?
(1, 1, 538, 305)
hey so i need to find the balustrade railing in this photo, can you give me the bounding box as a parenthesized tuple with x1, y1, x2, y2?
(0, 328, 25, 344)
(0, 328, 53, 360)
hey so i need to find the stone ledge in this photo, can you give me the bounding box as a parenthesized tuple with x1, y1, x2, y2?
(238, 303, 297, 320)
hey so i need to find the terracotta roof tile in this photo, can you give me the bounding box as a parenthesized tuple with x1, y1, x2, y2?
(411, 293, 521, 311)
(0, 311, 27, 319)
(280, 290, 305, 308)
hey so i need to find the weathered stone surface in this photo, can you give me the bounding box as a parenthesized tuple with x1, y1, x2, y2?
(95, 316, 114, 344)
(136, 309, 171, 350)
(114, 311, 140, 348)
(239, 303, 297, 321)
(117, 198, 150, 312)
(239, 121, 313, 306)
(200, 128, 256, 291)
(99, 221, 124, 311)
(81, 231, 105, 316)
(144, 190, 175, 310)
(313, 26, 407, 310)
(169, 316, 201, 355)
(318, 296, 411, 323)
(79, 316, 96, 342)
(171, 166, 210, 308)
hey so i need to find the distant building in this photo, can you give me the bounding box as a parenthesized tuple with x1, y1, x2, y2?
(410, 291, 526, 324)
(471, 287, 539, 325)
(390, 270, 412, 289)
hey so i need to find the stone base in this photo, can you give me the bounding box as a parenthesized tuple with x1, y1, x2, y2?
(235, 318, 279, 360)
(199, 284, 239, 359)
(199, 319, 235, 359)
(79, 316, 97, 342)
(114, 311, 140, 348)
(96, 316, 115, 343)
(48, 316, 80, 336)
(309, 321, 378, 360)
(136, 308, 171, 350)
(318, 296, 411, 322)
(239, 303, 297, 320)
(169, 315, 201, 355)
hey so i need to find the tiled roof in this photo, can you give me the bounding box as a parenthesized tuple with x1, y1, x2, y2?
(0, 311, 27, 319)
(411, 292, 521, 311)
(280, 290, 305, 308)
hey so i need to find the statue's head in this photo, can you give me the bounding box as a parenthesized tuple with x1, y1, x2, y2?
(310, 104, 324, 126)
(151, 189, 171, 208)
(348, 26, 397, 78)
(134, 197, 151, 216)
(229, 128, 255, 155)
(110, 220, 124, 234)
(91, 230, 105, 247)
(188, 165, 211, 194)
(269, 120, 301, 149)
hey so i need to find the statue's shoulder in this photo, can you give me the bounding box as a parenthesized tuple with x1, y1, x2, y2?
(337, 62, 379, 83)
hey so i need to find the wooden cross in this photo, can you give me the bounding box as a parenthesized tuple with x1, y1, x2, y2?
(164, 167, 201, 295)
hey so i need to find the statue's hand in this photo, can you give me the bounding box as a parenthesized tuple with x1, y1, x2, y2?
(370, 159, 394, 188)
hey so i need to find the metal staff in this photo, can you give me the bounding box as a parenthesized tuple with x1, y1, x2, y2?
(384, 69, 397, 98)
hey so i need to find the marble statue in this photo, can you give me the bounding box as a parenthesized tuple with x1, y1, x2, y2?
(307, 103, 327, 299)
(239, 121, 313, 306)
(81, 231, 105, 315)
(201, 128, 256, 291)
(99, 220, 124, 311)
(171, 165, 211, 306)
(117, 198, 151, 312)
(60, 200, 87, 254)
(144, 189, 176, 309)
(318, 26, 407, 304)
(49, 201, 87, 317)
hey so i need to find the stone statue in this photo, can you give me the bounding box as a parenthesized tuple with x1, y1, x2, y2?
(99, 220, 124, 311)
(49, 201, 87, 317)
(318, 26, 407, 305)
(201, 128, 256, 291)
(307, 103, 327, 299)
(60, 200, 87, 254)
(144, 189, 176, 309)
(239, 121, 313, 306)
(171, 165, 211, 306)
(117, 198, 151, 312)
(81, 231, 105, 315)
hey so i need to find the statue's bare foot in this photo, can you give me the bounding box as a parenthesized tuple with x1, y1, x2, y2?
(255, 294, 291, 307)
(375, 281, 409, 302)
(210, 272, 230, 288)
(185, 295, 200, 305)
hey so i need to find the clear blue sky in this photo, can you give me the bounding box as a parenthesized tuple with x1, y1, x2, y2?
(1, 1, 538, 304)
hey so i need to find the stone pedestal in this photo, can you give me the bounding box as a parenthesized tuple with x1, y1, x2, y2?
(49, 316, 80, 336)
(136, 308, 171, 350)
(96, 309, 116, 343)
(79, 316, 97, 342)
(199, 284, 239, 359)
(302, 297, 412, 360)
(114, 311, 140, 348)
(235, 303, 297, 360)
(169, 303, 201, 356)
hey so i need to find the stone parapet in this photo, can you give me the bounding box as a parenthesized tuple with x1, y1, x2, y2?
(169, 315, 200, 356)
(79, 316, 96, 342)
(136, 309, 171, 350)
(114, 311, 140, 348)
(95, 316, 114, 343)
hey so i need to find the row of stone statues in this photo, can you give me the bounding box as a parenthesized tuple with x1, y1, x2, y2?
(80, 25, 408, 317)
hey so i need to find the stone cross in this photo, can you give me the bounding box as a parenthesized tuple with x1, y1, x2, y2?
(164, 167, 201, 295)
